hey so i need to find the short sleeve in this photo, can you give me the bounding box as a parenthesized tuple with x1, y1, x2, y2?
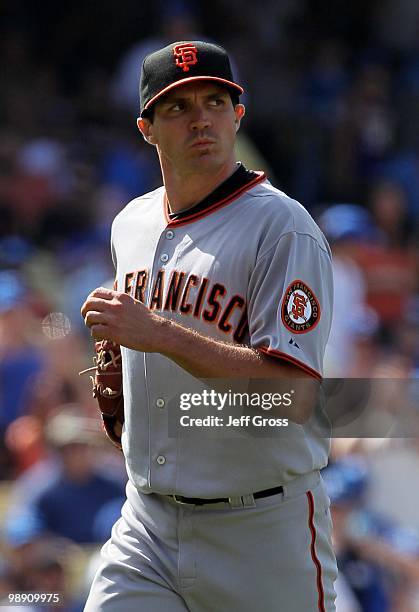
(247, 231, 333, 379)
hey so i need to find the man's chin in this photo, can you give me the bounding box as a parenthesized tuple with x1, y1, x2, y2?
(188, 151, 222, 170)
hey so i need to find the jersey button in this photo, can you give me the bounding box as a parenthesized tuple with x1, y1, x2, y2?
(156, 398, 165, 408)
(160, 253, 169, 263)
(165, 230, 174, 240)
(156, 455, 166, 465)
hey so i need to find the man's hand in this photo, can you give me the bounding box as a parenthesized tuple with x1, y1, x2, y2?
(81, 287, 164, 352)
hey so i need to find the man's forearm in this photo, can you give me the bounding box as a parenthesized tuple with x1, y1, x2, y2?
(81, 287, 310, 379)
(154, 316, 305, 380)
(153, 317, 317, 423)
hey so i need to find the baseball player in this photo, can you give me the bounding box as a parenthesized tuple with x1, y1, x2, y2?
(81, 41, 337, 611)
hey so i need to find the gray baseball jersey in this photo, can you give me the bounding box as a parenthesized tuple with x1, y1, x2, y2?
(111, 164, 333, 498)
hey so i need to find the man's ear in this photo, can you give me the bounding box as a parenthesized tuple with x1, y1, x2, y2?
(234, 104, 245, 132)
(137, 117, 156, 145)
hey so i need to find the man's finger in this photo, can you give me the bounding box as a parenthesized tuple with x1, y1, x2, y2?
(91, 287, 116, 300)
(81, 297, 116, 318)
(90, 323, 112, 341)
(84, 311, 107, 328)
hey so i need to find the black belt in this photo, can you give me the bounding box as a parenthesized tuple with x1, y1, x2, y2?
(171, 485, 284, 506)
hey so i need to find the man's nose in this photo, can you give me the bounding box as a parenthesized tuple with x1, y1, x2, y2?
(189, 107, 211, 131)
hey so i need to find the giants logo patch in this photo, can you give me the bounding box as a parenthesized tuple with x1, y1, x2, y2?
(173, 43, 198, 72)
(281, 280, 320, 334)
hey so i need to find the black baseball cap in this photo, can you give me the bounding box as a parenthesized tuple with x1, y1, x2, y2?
(139, 41, 244, 117)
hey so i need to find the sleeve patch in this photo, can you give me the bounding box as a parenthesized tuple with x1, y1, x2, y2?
(281, 280, 321, 334)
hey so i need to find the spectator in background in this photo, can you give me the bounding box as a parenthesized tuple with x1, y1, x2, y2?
(110, 1, 201, 113)
(5, 408, 125, 545)
(318, 204, 379, 376)
(0, 271, 45, 435)
(4, 415, 46, 477)
(0, 138, 61, 232)
(368, 180, 410, 246)
(324, 453, 419, 611)
(0, 513, 85, 611)
(394, 295, 419, 370)
(323, 457, 391, 612)
(365, 439, 419, 534)
(291, 39, 349, 205)
(350, 181, 418, 337)
(25, 333, 98, 421)
(330, 63, 396, 202)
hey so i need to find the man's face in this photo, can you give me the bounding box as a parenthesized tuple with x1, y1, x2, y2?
(138, 82, 245, 176)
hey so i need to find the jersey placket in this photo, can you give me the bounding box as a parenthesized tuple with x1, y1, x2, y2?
(145, 225, 183, 492)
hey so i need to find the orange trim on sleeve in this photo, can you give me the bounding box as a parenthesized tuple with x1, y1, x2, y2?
(258, 347, 322, 381)
(306, 491, 326, 612)
(163, 172, 266, 227)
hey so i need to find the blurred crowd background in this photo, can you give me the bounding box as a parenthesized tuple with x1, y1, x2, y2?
(0, 0, 419, 610)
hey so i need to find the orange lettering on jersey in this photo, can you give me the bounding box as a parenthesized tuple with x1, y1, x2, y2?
(180, 275, 199, 314)
(123, 267, 248, 343)
(233, 308, 249, 343)
(173, 43, 198, 72)
(135, 270, 148, 303)
(164, 271, 186, 311)
(193, 277, 209, 318)
(218, 295, 245, 334)
(124, 270, 148, 302)
(125, 272, 134, 294)
(150, 270, 165, 310)
(203, 283, 226, 323)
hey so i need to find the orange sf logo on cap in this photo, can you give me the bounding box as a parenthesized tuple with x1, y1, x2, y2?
(173, 43, 198, 72)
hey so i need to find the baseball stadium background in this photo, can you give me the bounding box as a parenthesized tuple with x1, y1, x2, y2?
(0, 0, 419, 610)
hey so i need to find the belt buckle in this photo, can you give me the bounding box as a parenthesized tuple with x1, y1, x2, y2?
(228, 496, 244, 508)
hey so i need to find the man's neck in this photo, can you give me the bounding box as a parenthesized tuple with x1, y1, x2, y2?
(162, 160, 238, 213)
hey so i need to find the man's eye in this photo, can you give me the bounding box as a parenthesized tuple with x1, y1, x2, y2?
(209, 98, 225, 106)
(170, 103, 184, 111)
